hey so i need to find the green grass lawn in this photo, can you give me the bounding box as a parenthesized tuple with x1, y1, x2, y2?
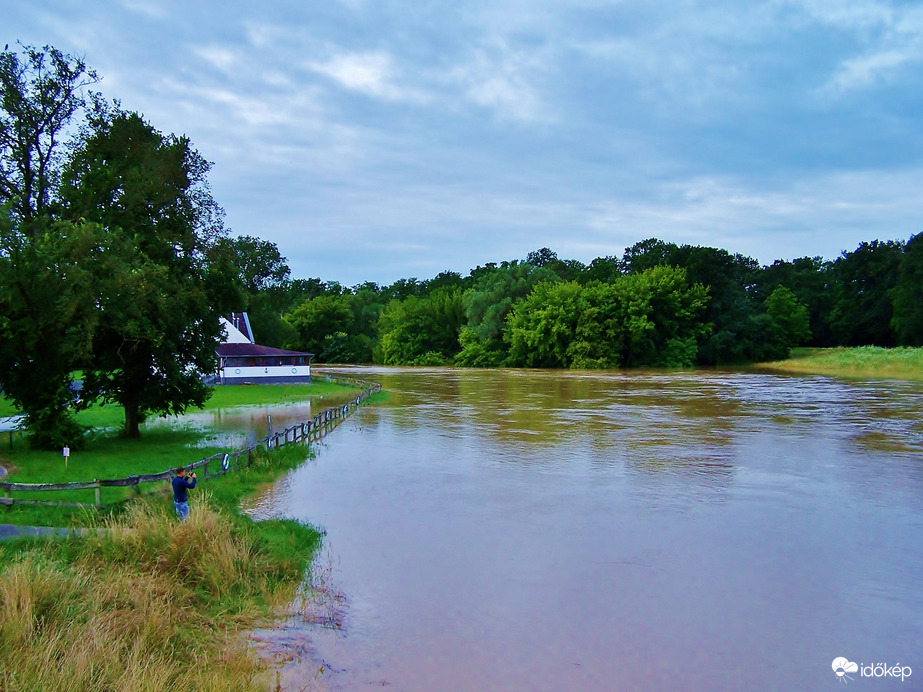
(755, 346, 923, 381)
(1, 380, 378, 525)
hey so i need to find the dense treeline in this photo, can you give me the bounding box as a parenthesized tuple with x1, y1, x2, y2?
(239, 236, 922, 368)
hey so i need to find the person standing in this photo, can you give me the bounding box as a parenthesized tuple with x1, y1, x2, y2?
(172, 467, 197, 521)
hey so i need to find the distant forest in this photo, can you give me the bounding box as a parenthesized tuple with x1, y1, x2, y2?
(232, 234, 923, 368)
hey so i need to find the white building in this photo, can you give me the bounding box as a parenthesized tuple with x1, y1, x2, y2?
(216, 313, 313, 384)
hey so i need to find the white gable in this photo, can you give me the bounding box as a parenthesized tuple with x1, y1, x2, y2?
(219, 317, 252, 344)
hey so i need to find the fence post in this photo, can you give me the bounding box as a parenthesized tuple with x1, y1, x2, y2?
(94, 479, 101, 508)
(3, 485, 10, 510)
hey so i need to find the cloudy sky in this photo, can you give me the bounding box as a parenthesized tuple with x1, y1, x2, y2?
(6, 0, 923, 285)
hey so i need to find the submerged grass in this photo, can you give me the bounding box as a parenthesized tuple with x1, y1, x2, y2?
(0, 380, 361, 438)
(0, 446, 323, 691)
(755, 346, 923, 381)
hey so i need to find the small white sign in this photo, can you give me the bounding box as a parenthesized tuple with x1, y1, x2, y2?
(62, 446, 70, 458)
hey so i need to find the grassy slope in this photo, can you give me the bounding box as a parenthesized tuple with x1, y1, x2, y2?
(755, 346, 923, 381)
(0, 380, 383, 690)
(0, 445, 324, 691)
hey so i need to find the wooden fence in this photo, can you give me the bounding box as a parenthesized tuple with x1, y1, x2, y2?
(0, 377, 382, 510)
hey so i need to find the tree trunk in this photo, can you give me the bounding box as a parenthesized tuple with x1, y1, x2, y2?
(124, 404, 141, 438)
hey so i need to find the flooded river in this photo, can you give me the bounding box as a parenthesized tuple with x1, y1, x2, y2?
(247, 367, 923, 691)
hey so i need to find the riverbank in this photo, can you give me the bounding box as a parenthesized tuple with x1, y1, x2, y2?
(0, 431, 343, 690)
(754, 346, 923, 381)
(0, 380, 381, 690)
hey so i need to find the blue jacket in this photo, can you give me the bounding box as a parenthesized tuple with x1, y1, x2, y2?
(172, 474, 197, 503)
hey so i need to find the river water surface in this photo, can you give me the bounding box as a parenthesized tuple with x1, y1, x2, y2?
(245, 367, 922, 691)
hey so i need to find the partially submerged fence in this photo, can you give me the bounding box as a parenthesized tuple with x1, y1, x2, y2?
(0, 377, 382, 510)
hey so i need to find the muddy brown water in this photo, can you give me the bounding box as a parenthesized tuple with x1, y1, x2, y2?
(237, 367, 923, 691)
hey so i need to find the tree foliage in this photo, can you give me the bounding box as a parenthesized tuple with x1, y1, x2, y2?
(210, 234, 294, 347)
(0, 44, 100, 447)
(376, 287, 465, 365)
(890, 233, 923, 346)
(455, 260, 557, 367)
(506, 266, 710, 369)
(828, 240, 903, 347)
(763, 285, 812, 358)
(213, 235, 290, 295)
(285, 294, 355, 358)
(0, 43, 98, 228)
(757, 256, 833, 346)
(57, 108, 232, 437)
(0, 219, 106, 447)
(267, 234, 918, 370)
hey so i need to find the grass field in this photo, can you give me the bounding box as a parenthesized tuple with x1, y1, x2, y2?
(0, 380, 372, 526)
(755, 346, 923, 381)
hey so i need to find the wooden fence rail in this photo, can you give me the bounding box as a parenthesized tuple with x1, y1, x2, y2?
(0, 377, 382, 510)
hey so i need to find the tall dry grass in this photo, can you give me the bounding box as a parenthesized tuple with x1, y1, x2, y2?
(0, 494, 313, 691)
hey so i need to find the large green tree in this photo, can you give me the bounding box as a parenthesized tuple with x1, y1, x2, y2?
(505, 266, 710, 369)
(285, 293, 355, 359)
(505, 280, 586, 368)
(0, 219, 107, 447)
(58, 108, 231, 437)
(755, 257, 833, 346)
(828, 240, 903, 347)
(375, 287, 465, 365)
(763, 285, 812, 358)
(620, 240, 767, 364)
(0, 44, 99, 447)
(456, 260, 557, 367)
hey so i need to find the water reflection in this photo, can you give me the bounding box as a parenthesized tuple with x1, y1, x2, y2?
(254, 367, 923, 691)
(146, 383, 361, 449)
